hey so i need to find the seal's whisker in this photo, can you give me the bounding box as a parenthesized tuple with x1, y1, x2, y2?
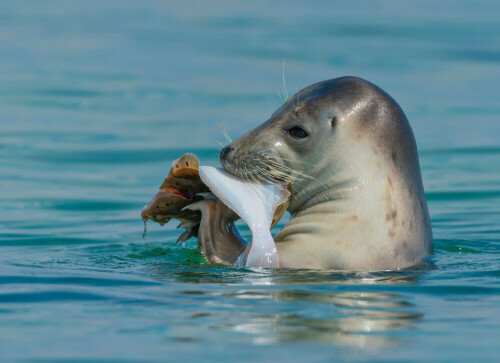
(249, 162, 262, 180)
(242, 151, 312, 183)
(252, 161, 286, 183)
(254, 152, 315, 180)
(252, 157, 301, 183)
(275, 156, 318, 167)
(250, 164, 270, 181)
(282, 58, 289, 101)
(255, 148, 274, 154)
(241, 165, 246, 182)
(248, 167, 259, 182)
(252, 155, 297, 179)
(244, 166, 252, 183)
(243, 166, 251, 182)
(256, 160, 290, 178)
(277, 89, 284, 104)
(252, 162, 275, 178)
(263, 159, 314, 181)
(255, 149, 317, 167)
(252, 170, 263, 181)
(256, 151, 310, 172)
(263, 161, 304, 180)
(295, 72, 308, 107)
(220, 122, 232, 143)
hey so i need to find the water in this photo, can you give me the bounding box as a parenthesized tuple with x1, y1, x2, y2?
(0, 1, 499, 361)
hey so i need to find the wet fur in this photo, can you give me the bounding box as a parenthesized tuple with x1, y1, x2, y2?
(221, 76, 432, 270)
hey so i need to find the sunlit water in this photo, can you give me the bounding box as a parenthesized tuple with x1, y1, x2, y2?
(1, 1, 499, 361)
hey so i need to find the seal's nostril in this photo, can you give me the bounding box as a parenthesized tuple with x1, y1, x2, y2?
(220, 146, 234, 162)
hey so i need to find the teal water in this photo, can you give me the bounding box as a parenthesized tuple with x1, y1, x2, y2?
(1, 1, 499, 361)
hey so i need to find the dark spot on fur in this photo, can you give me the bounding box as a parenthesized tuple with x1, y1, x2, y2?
(391, 152, 398, 164)
(338, 215, 359, 230)
(398, 241, 411, 256)
(386, 210, 397, 221)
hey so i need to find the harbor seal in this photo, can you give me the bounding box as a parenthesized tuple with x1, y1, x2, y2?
(218, 76, 432, 270)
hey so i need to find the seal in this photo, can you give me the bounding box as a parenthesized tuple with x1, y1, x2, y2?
(218, 76, 432, 270)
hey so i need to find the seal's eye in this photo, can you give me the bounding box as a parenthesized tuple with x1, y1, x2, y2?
(287, 126, 308, 139)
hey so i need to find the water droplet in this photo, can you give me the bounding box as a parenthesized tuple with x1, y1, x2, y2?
(142, 219, 148, 239)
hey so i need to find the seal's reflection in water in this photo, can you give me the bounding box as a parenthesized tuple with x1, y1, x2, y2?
(222, 289, 421, 347)
(217, 271, 421, 347)
(154, 264, 427, 349)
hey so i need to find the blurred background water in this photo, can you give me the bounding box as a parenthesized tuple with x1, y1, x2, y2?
(0, 1, 499, 361)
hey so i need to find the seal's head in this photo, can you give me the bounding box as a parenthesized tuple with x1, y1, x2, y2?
(220, 76, 421, 213)
(220, 76, 432, 269)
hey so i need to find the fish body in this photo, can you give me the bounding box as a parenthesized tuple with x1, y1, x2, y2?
(141, 154, 290, 268)
(199, 166, 289, 268)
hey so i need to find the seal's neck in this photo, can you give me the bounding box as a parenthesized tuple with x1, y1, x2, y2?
(275, 144, 432, 270)
(287, 162, 361, 215)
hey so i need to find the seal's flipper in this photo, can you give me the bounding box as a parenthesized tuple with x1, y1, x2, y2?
(199, 166, 290, 268)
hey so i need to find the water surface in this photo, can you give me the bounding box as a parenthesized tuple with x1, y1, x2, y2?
(0, 1, 499, 361)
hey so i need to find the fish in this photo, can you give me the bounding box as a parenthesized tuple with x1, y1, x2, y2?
(141, 154, 209, 243)
(198, 166, 290, 268)
(141, 153, 290, 268)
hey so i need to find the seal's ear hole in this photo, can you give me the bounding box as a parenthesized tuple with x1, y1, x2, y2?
(330, 116, 337, 127)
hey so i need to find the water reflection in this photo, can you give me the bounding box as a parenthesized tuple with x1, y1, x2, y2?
(155, 265, 425, 349)
(215, 287, 421, 348)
